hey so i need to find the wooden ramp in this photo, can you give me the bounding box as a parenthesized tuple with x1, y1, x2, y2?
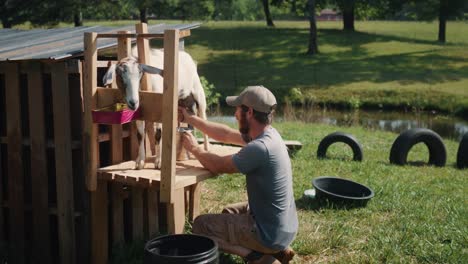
(98, 145, 241, 188)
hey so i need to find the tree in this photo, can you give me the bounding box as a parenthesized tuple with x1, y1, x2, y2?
(393, 0, 466, 43)
(261, 0, 275, 26)
(306, 0, 319, 54)
(135, 0, 152, 23)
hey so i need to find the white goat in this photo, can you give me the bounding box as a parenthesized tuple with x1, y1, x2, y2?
(103, 48, 209, 169)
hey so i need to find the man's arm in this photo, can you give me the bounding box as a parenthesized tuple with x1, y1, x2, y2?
(182, 132, 239, 174)
(179, 107, 245, 146)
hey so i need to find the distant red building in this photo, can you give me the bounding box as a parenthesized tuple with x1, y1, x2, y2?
(316, 9, 342, 21)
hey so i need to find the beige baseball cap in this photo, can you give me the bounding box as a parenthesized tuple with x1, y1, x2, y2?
(226, 85, 277, 113)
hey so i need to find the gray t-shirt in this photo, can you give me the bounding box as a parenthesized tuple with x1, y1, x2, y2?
(232, 127, 298, 250)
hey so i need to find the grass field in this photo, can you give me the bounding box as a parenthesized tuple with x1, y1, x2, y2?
(182, 21, 468, 117)
(110, 121, 467, 264)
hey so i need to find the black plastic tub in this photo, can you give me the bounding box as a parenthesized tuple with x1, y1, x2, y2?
(144, 234, 219, 264)
(312, 176, 374, 207)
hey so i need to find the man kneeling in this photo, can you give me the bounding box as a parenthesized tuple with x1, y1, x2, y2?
(179, 86, 298, 264)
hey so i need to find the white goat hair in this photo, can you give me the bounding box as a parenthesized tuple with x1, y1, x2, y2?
(103, 47, 208, 169)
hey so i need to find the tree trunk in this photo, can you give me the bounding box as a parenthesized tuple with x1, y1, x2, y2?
(438, 0, 447, 43)
(342, 1, 355, 31)
(261, 0, 275, 27)
(290, 0, 298, 16)
(140, 8, 148, 23)
(306, 0, 318, 55)
(74, 11, 83, 27)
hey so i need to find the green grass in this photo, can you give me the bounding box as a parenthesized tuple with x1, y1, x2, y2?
(199, 122, 467, 263)
(111, 122, 467, 264)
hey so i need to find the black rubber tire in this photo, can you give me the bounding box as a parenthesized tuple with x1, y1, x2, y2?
(317, 132, 363, 161)
(389, 128, 446, 167)
(456, 133, 468, 169)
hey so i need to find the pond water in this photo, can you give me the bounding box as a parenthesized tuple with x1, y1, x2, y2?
(207, 107, 468, 141)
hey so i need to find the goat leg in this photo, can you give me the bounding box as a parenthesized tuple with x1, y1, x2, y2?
(154, 123, 162, 169)
(135, 120, 146, 169)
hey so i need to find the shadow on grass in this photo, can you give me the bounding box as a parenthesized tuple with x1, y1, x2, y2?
(296, 196, 372, 211)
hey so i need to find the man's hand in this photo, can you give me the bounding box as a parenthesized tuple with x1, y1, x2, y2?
(178, 106, 192, 124)
(181, 131, 200, 153)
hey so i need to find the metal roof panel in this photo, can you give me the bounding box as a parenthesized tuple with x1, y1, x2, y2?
(0, 23, 200, 61)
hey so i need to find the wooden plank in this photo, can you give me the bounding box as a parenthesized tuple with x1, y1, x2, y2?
(90, 181, 108, 264)
(117, 31, 131, 59)
(97, 145, 240, 188)
(96, 31, 190, 40)
(26, 61, 51, 263)
(83, 32, 99, 191)
(109, 69, 124, 246)
(97, 33, 165, 39)
(0, 65, 5, 254)
(135, 23, 156, 158)
(135, 23, 152, 92)
(117, 31, 141, 163)
(110, 125, 124, 245)
(139, 91, 163, 122)
(147, 188, 159, 238)
(111, 183, 125, 245)
(167, 188, 185, 234)
(51, 62, 76, 264)
(160, 29, 179, 204)
(189, 183, 201, 222)
(131, 187, 144, 240)
(96, 87, 122, 108)
(5, 62, 25, 264)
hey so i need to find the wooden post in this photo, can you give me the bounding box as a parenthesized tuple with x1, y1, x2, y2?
(135, 23, 151, 92)
(90, 181, 108, 264)
(5, 62, 25, 264)
(160, 29, 179, 204)
(26, 61, 51, 264)
(135, 23, 156, 157)
(51, 62, 76, 264)
(147, 188, 159, 237)
(189, 183, 201, 222)
(84, 32, 108, 264)
(0, 66, 3, 249)
(83, 32, 98, 191)
(131, 187, 144, 240)
(117, 30, 131, 59)
(115, 30, 139, 160)
(167, 188, 185, 234)
(111, 184, 125, 245)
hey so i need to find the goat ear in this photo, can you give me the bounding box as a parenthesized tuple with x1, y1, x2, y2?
(103, 64, 116, 87)
(140, 64, 163, 76)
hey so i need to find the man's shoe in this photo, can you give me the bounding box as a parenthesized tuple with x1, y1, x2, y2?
(272, 247, 295, 264)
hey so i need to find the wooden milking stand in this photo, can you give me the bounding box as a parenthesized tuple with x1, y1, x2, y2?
(83, 23, 238, 263)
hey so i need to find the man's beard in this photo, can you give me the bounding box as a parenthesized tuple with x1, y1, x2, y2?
(239, 111, 252, 143)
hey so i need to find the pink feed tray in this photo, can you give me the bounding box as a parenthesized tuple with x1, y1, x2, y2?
(92, 103, 141, 124)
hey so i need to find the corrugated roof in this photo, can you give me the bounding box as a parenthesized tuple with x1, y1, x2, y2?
(0, 23, 200, 61)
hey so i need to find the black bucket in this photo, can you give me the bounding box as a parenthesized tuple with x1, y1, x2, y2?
(144, 234, 219, 264)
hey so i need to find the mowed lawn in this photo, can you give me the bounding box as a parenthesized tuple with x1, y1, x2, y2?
(183, 21, 468, 116)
